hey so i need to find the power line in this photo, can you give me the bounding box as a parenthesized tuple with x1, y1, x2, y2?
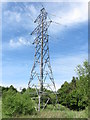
(45, 11, 67, 28)
(48, 12, 62, 20)
(51, 20, 67, 28)
(18, 3, 34, 22)
(49, 35, 65, 41)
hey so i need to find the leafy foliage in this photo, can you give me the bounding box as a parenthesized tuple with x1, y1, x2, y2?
(2, 86, 36, 117)
(57, 60, 88, 110)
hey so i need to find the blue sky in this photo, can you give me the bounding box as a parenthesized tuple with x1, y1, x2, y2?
(1, 2, 88, 90)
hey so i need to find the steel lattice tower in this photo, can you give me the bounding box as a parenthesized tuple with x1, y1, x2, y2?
(28, 8, 57, 111)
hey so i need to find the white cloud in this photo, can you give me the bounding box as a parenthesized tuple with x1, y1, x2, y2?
(48, 3, 88, 34)
(4, 10, 21, 23)
(61, 3, 88, 25)
(9, 37, 31, 48)
(3, 2, 88, 35)
(28, 4, 37, 16)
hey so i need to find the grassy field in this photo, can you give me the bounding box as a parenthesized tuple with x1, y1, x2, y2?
(20, 110, 88, 118)
(1, 102, 88, 118)
(13, 105, 88, 118)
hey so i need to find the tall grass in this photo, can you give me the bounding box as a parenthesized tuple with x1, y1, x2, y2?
(18, 104, 88, 118)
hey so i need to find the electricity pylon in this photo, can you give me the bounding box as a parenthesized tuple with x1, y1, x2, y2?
(28, 7, 57, 111)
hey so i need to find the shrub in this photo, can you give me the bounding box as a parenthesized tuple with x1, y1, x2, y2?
(2, 88, 37, 117)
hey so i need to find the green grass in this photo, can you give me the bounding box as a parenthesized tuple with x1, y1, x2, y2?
(9, 104, 88, 118)
(1, 101, 88, 118)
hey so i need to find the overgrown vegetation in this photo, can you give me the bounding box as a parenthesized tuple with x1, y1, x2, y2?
(20, 104, 88, 118)
(57, 60, 89, 111)
(2, 86, 36, 117)
(1, 60, 89, 118)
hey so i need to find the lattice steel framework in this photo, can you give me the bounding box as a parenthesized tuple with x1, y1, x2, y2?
(28, 8, 57, 111)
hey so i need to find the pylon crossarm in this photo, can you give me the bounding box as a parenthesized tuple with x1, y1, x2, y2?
(34, 10, 47, 23)
(31, 21, 52, 35)
(34, 14, 41, 23)
(31, 24, 42, 35)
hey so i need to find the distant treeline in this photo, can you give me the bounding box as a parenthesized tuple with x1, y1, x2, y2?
(0, 60, 89, 117)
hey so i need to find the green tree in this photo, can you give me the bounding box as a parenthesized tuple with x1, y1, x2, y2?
(75, 60, 89, 77)
(57, 60, 89, 111)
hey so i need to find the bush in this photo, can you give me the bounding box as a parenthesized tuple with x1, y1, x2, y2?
(2, 87, 37, 117)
